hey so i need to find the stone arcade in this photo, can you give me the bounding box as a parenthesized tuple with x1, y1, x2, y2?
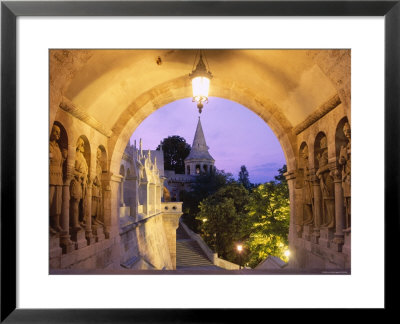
(49, 49, 351, 271)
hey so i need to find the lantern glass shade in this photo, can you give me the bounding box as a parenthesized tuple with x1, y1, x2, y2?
(191, 76, 210, 105)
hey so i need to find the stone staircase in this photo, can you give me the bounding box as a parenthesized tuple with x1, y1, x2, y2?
(176, 224, 221, 270)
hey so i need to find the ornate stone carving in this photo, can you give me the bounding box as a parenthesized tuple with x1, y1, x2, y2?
(92, 148, 104, 228)
(339, 122, 351, 229)
(316, 136, 335, 228)
(49, 125, 67, 235)
(70, 138, 89, 233)
(299, 146, 314, 226)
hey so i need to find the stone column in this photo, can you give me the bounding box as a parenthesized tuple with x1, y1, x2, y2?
(331, 167, 345, 252)
(125, 175, 138, 219)
(85, 180, 95, 245)
(139, 181, 148, 216)
(59, 167, 74, 253)
(120, 177, 125, 207)
(284, 172, 297, 246)
(111, 173, 124, 232)
(311, 172, 321, 244)
(106, 173, 123, 268)
(101, 172, 112, 239)
(162, 203, 183, 270)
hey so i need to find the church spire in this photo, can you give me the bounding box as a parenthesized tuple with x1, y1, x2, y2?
(185, 117, 215, 164)
(191, 117, 209, 152)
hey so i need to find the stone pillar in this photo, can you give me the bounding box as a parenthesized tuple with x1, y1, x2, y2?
(59, 170, 74, 253)
(101, 172, 112, 239)
(155, 185, 161, 213)
(125, 175, 138, 219)
(85, 181, 95, 245)
(331, 167, 345, 252)
(111, 174, 124, 234)
(311, 172, 321, 244)
(284, 172, 297, 246)
(139, 181, 149, 216)
(120, 177, 125, 207)
(162, 206, 183, 270)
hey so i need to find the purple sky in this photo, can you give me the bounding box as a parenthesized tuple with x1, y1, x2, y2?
(130, 97, 285, 184)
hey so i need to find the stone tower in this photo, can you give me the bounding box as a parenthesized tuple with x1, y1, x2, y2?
(184, 117, 215, 175)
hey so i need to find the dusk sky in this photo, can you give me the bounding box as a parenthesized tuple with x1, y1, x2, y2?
(130, 97, 286, 184)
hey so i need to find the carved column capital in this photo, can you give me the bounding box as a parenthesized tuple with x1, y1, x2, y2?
(284, 171, 296, 181)
(309, 170, 319, 184)
(330, 167, 342, 182)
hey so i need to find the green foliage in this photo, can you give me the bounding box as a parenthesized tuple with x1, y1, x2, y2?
(196, 183, 250, 262)
(245, 179, 290, 268)
(180, 170, 235, 232)
(275, 164, 287, 182)
(156, 136, 191, 174)
(182, 163, 290, 269)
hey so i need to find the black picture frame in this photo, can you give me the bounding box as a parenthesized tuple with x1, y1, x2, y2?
(1, 0, 398, 321)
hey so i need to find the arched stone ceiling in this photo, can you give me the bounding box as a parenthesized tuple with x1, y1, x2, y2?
(51, 49, 349, 173)
(60, 49, 337, 129)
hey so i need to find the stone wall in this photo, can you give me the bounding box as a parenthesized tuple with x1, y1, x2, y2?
(49, 109, 182, 271)
(288, 103, 351, 271)
(120, 203, 182, 270)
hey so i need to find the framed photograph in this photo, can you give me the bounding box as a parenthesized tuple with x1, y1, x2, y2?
(1, 0, 398, 321)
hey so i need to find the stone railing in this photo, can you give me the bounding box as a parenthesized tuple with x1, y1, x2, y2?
(179, 220, 240, 270)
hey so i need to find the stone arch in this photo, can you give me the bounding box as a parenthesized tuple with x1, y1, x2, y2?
(107, 76, 298, 177)
(335, 117, 350, 160)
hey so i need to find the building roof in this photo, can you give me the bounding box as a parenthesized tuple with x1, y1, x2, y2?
(185, 117, 215, 162)
(255, 256, 287, 270)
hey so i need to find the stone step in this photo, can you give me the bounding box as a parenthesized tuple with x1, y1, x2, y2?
(176, 240, 213, 267)
(176, 223, 191, 240)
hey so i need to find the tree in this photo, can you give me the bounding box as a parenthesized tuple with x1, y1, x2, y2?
(238, 165, 252, 190)
(274, 164, 287, 183)
(274, 164, 288, 199)
(156, 136, 191, 174)
(180, 170, 235, 232)
(245, 179, 290, 268)
(197, 183, 250, 262)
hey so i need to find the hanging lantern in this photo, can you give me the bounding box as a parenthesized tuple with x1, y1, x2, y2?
(189, 51, 213, 113)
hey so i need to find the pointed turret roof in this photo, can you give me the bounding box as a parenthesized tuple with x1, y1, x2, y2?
(185, 117, 215, 162)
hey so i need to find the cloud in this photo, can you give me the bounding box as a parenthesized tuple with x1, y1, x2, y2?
(249, 162, 283, 173)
